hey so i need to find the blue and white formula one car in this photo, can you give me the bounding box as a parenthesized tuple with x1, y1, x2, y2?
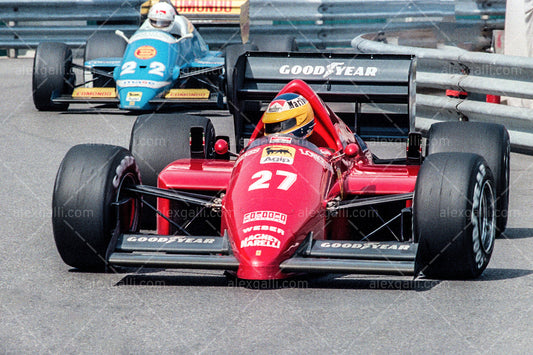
(32, 0, 250, 111)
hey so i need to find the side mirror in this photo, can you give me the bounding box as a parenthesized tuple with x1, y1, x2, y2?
(344, 143, 359, 158)
(214, 139, 229, 155)
(114, 30, 130, 43)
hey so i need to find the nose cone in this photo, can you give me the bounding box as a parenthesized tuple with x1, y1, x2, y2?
(222, 142, 332, 280)
(117, 88, 154, 110)
(229, 205, 296, 280)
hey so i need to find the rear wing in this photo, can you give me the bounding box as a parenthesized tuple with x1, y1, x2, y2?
(141, 0, 249, 43)
(228, 52, 416, 145)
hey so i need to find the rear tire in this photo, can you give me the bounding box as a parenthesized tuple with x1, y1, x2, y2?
(129, 113, 216, 229)
(251, 35, 298, 52)
(224, 43, 257, 115)
(52, 144, 141, 270)
(427, 122, 510, 235)
(414, 153, 496, 279)
(32, 42, 74, 111)
(84, 32, 127, 87)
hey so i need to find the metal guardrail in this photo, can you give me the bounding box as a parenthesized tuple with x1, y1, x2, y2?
(0, 0, 505, 52)
(0, 0, 143, 50)
(352, 34, 533, 154)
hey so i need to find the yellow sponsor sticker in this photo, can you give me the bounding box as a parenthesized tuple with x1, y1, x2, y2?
(134, 45, 157, 60)
(260, 145, 295, 165)
(72, 87, 116, 98)
(172, 0, 247, 15)
(126, 92, 143, 102)
(165, 88, 210, 99)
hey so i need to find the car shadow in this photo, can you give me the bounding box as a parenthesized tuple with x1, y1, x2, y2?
(474, 268, 533, 281)
(112, 266, 533, 290)
(499, 228, 533, 240)
(113, 272, 441, 291)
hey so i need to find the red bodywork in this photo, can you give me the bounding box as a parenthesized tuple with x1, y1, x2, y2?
(157, 80, 419, 280)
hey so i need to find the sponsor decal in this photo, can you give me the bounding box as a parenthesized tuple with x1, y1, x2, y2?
(298, 148, 332, 171)
(471, 163, 492, 267)
(319, 241, 413, 250)
(72, 87, 116, 98)
(279, 62, 378, 78)
(126, 236, 216, 244)
(267, 95, 306, 113)
(126, 92, 143, 102)
(243, 225, 285, 236)
(117, 79, 171, 89)
(269, 136, 292, 144)
(260, 146, 295, 165)
(165, 88, 210, 99)
(240, 234, 281, 249)
(173, 0, 241, 14)
(235, 147, 261, 165)
(134, 45, 157, 60)
(243, 211, 287, 225)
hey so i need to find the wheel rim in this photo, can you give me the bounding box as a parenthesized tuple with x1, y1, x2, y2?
(477, 180, 496, 253)
(116, 172, 141, 233)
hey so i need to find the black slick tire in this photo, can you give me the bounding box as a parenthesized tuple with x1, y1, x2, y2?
(414, 153, 496, 279)
(129, 113, 216, 229)
(32, 42, 74, 111)
(84, 32, 127, 87)
(52, 144, 141, 270)
(251, 35, 298, 52)
(427, 121, 510, 235)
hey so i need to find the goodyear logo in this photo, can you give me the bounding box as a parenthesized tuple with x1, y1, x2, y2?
(260, 145, 295, 165)
(134, 45, 157, 60)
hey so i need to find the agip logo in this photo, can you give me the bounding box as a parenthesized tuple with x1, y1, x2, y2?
(260, 146, 295, 165)
(134, 45, 157, 60)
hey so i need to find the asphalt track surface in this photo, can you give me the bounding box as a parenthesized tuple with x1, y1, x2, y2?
(1, 58, 533, 354)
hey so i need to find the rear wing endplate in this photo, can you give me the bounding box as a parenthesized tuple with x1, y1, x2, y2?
(230, 52, 416, 142)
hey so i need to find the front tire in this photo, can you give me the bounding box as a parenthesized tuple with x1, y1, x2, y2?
(414, 153, 496, 279)
(52, 144, 141, 270)
(32, 42, 74, 111)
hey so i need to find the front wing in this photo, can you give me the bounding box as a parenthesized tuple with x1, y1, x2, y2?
(52, 88, 222, 108)
(107, 232, 417, 276)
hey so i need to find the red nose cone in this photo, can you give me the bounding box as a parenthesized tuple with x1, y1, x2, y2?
(214, 139, 229, 155)
(344, 143, 358, 158)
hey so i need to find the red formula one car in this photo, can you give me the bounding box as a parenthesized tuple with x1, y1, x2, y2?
(52, 53, 510, 281)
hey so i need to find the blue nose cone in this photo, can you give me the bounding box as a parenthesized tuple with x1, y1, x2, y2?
(117, 88, 156, 110)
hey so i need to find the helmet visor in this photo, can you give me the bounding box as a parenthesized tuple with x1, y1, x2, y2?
(150, 19, 172, 28)
(264, 118, 297, 135)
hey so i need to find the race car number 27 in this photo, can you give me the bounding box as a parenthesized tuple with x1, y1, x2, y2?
(248, 170, 297, 191)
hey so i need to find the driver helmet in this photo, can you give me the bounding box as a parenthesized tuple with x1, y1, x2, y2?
(148, 2, 176, 29)
(262, 93, 315, 138)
